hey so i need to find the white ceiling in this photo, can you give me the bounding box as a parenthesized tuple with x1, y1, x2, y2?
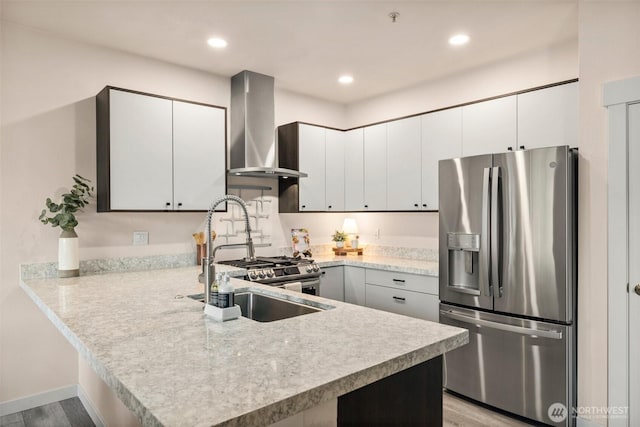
(1, 0, 578, 104)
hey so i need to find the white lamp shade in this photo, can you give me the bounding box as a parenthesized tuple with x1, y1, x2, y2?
(342, 218, 359, 235)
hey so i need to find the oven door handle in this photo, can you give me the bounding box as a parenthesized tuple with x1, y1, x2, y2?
(274, 278, 321, 289)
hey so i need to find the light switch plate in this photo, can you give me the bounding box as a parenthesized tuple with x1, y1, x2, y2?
(133, 231, 149, 246)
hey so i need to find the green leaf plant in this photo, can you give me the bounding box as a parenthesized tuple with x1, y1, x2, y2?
(39, 175, 95, 231)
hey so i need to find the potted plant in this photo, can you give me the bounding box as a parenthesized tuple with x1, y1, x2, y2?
(331, 230, 347, 248)
(39, 175, 94, 277)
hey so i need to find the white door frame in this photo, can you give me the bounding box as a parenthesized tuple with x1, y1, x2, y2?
(605, 75, 640, 427)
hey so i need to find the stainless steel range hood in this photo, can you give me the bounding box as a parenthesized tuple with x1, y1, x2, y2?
(228, 70, 307, 178)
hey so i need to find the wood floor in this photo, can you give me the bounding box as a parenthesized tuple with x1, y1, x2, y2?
(1, 393, 532, 426)
(0, 398, 94, 427)
(443, 392, 535, 427)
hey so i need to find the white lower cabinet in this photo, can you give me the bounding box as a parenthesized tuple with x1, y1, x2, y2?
(364, 269, 439, 322)
(319, 266, 344, 301)
(365, 284, 439, 322)
(344, 267, 366, 305)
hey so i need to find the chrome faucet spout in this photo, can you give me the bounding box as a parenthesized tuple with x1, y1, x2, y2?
(203, 195, 255, 306)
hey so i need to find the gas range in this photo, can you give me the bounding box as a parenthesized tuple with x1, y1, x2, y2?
(217, 256, 321, 286)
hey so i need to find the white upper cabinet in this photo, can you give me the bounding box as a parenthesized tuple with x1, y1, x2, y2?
(98, 87, 226, 212)
(278, 81, 577, 213)
(325, 129, 345, 211)
(387, 116, 422, 210)
(363, 123, 387, 210)
(108, 90, 174, 210)
(517, 82, 578, 150)
(298, 123, 326, 211)
(421, 108, 462, 210)
(173, 101, 226, 210)
(344, 128, 364, 211)
(462, 95, 517, 156)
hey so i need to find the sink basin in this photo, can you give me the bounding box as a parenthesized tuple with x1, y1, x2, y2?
(187, 291, 323, 322)
(234, 292, 321, 322)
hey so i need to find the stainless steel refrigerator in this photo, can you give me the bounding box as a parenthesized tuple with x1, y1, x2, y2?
(439, 145, 577, 426)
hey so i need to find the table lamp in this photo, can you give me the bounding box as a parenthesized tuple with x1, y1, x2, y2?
(342, 218, 359, 248)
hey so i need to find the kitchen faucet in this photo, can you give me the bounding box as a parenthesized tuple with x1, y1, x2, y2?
(202, 195, 255, 306)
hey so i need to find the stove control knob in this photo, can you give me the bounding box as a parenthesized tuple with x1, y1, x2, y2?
(305, 265, 313, 273)
(266, 269, 274, 278)
(258, 270, 266, 279)
(249, 271, 258, 280)
(312, 264, 320, 272)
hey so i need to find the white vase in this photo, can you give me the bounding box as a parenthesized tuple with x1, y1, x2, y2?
(335, 241, 344, 248)
(58, 228, 79, 278)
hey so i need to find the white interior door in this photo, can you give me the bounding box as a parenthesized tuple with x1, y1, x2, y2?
(628, 102, 640, 426)
(607, 76, 640, 427)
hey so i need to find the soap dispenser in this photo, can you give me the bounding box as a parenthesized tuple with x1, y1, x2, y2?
(218, 272, 234, 308)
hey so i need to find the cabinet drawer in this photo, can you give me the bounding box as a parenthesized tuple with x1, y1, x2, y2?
(365, 284, 439, 322)
(365, 269, 438, 295)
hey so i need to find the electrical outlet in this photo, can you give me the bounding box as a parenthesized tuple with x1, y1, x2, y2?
(133, 231, 149, 246)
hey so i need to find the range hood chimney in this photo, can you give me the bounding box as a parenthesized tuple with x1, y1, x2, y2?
(228, 70, 307, 178)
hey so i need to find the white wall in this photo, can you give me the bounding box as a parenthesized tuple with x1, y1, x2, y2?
(345, 39, 578, 129)
(578, 2, 640, 424)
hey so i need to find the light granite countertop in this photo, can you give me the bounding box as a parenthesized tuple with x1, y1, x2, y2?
(20, 263, 465, 427)
(312, 254, 439, 277)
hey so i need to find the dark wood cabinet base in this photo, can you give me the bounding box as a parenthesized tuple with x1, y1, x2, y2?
(338, 356, 443, 426)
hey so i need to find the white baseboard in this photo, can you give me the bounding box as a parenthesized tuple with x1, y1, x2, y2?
(77, 384, 106, 427)
(0, 385, 77, 416)
(0, 384, 104, 427)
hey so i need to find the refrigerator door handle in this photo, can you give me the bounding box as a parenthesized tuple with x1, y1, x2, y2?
(439, 310, 563, 340)
(480, 167, 492, 297)
(490, 166, 502, 297)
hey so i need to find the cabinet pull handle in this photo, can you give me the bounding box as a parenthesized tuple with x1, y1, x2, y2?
(302, 205, 306, 209)
(422, 204, 427, 208)
(414, 203, 419, 207)
(392, 279, 406, 283)
(165, 202, 171, 207)
(364, 204, 369, 208)
(321, 271, 326, 275)
(328, 205, 332, 209)
(519, 145, 525, 150)
(507, 146, 513, 151)
(177, 202, 183, 207)
(392, 296, 406, 302)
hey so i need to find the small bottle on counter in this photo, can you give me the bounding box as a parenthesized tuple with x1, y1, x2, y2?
(218, 272, 234, 308)
(210, 272, 221, 307)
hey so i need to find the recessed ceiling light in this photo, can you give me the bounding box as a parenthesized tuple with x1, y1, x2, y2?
(207, 37, 228, 48)
(449, 34, 470, 46)
(338, 75, 354, 85)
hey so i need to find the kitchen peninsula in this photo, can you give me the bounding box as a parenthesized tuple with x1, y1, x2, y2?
(20, 264, 466, 426)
